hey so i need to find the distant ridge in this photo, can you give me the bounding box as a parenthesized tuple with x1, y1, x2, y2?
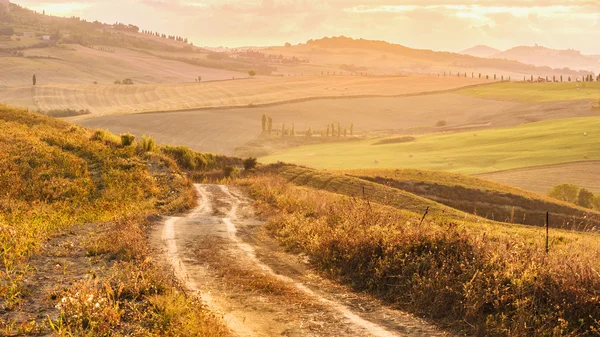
(460, 45, 501, 58)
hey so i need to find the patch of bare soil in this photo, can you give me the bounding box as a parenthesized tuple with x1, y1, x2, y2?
(152, 184, 450, 336)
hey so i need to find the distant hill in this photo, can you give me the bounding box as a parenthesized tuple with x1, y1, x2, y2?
(493, 46, 600, 72)
(460, 45, 501, 58)
(272, 36, 592, 78)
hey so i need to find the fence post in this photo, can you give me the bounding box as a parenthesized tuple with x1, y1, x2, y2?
(546, 212, 549, 253)
(419, 206, 430, 226)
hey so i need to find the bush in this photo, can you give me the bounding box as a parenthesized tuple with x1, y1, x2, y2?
(224, 166, 239, 178)
(123, 78, 134, 85)
(43, 108, 91, 118)
(578, 188, 595, 209)
(120, 133, 136, 147)
(436, 120, 447, 127)
(248, 70, 256, 77)
(139, 135, 156, 152)
(114, 80, 122, 84)
(243, 157, 257, 170)
(548, 183, 580, 204)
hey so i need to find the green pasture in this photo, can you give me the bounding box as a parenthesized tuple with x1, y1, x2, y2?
(260, 117, 600, 174)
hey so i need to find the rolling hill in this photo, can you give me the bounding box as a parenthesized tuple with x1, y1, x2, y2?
(460, 45, 501, 58)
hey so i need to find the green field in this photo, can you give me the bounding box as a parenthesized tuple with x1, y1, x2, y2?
(260, 117, 600, 174)
(458, 81, 600, 102)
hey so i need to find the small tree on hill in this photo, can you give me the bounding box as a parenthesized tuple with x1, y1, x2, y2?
(548, 183, 580, 204)
(243, 157, 258, 170)
(261, 114, 267, 132)
(32, 74, 36, 86)
(578, 188, 595, 209)
(248, 70, 256, 77)
(267, 117, 272, 134)
(560, 75, 563, 82)
(568, 76, 572, 82)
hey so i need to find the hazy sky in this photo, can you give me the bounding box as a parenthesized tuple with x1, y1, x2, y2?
(11, 1, 600, 54)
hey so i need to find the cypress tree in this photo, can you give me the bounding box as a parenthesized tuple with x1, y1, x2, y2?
(267, 117, 272, 134)
(261, 114, 266, 132)
(32, 74, 36, 86)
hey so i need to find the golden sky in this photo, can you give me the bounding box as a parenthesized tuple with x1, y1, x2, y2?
(11, 1, 600, 53)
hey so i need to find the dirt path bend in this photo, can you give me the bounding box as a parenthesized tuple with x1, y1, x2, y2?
(152, 184, 449, 337)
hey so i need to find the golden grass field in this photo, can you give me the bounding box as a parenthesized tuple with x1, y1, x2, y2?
(0, 74, 492, 115)
(0, 44, 247, 86)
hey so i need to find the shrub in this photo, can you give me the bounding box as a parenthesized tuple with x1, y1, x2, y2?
(224, 166, 239, 178)
(120, 133, 136, 147)
(436, 120, 447, 127)
(123, 78, 134, 85)
(548, 183, 580, 204)
(243, 157, 257, 171)
(139, 134, 156, 152)
(248, 70, 256, 77)
(577, 188, 595, 209)
(114, 80, 122, 84)
(43, 108, 91, 118)
(91, 129, 120, 146)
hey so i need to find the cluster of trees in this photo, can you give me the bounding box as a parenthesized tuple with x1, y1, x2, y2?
(112, 22, 139, 33)
(261, 115, 355, 138)
(548, 183, 600, 210)
(140, 29, 188, 43)
(326, 123, 353, 137)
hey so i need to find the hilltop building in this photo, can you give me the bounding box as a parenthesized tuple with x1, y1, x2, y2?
(0, 0, 9, 13)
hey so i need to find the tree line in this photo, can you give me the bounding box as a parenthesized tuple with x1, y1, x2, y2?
(548, 183, 600, 210)
(140, 29, 188, 44)
(261, 114, 354, 137)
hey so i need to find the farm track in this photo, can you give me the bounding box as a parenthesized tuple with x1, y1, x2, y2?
(152, 184, 449, 337)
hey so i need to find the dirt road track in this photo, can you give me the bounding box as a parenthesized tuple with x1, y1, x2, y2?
(153, 184, 450, 337)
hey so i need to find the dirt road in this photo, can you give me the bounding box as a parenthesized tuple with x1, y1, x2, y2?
(152, 184, 449, 337)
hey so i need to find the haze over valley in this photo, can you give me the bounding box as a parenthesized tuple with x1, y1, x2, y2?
(2, 1, 600, 336)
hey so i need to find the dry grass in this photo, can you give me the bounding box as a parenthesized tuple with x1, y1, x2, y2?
(0, 105, 229, 336)
(266, 164, 600, 230)
(0, 75, 491, 115)
(240, 173, 600, 336)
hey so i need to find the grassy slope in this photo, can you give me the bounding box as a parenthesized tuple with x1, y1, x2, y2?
(458, 81, 600, 102)
(261, 117, 600, 174)
(0, 106, 228, 336)
(242, 167, 600, 336)
(340, 168, 600, 228)
(0, 76, 491, 115)
(0, 44, 247, 86)
(267, 164, 600, 229)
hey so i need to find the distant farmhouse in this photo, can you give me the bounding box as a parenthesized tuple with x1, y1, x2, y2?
(0, 0, 9, 13)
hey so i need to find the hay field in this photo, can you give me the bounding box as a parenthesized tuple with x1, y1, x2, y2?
(459, 81, 600, 102)
(0, 44, 247, 86)
(260, 117, 600, 174)
(1, 75, 491, 115)
(478, 161, 600, 194)
(74, 93, 595, 156)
